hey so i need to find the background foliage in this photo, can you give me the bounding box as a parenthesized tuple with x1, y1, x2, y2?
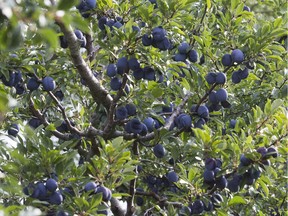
(0, 0, 287, 215)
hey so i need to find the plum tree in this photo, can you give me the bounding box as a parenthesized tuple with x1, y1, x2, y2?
(0, 0, 287, 216)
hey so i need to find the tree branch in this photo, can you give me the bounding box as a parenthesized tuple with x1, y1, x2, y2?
(28, 98, 70, 140)
(55, 19, 113, 110)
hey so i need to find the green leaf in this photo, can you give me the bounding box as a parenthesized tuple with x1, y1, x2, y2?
(206, 0, 211, 9)
(38, 28, 59, 48)
(152, 87, 164, 98)
(58, 0, 78, 10)
(259, 179, 269, 196)
(271, 99, 283, 112)
(264, 99, 271, 115)
(228, 196, 247, 206)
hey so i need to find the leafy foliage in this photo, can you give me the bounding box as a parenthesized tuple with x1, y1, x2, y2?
(0, 0, 287, 215)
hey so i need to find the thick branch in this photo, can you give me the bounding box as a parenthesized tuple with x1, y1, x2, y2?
(56, 20, 112, 110)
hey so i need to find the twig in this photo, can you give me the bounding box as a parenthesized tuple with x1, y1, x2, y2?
(47, 91, 85, 137)
(28, 98, 70, 140)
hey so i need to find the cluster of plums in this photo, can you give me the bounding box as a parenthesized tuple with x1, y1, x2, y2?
(178, 192, 224, 215)
(174, 42, 198, 63)
(23, 178, 111, 215)
(221, 49, 252, 84)
(76, 0, 97, 18)
(0, 70, 24, 95)
(228, 146, 278, 191)
(23, 178, 64, 206)
(107, 56, 157, 92)
(142, 26, 173, 51)
(203, 158, 227, 190)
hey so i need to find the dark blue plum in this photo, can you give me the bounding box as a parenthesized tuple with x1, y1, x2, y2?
(257, 147, 267, 158)
(166, 171, 179, 182)
(42, 76, 56, 91)
(110, 77, 122, 91)
(27, 77, 40, 91)
(125, 103, 137, 116)
(36, 182, 48, 201)
(46, 178, 58, 192)
(28, 118, 41, 129)
(153, 144, 166, 158)
(215, 72, 226, 84)
(194, 118, 206, 129)
(205, 72, 217, 84)
(231, 49, 244, 64)
(162, 103, 173, 113)
(98, 16, 108, 30)
(178, 42, 190, 54)
(139, 123, 148, 136)
(56, 211, 69, 216)
(136, 196, 144, 206)
(215, 158, 222, 168)
(267, 147, 278, 158)
(227, 174, 241, 192)
(143, 66, 156, 81)
(15, 83, 25, 95)
(209, 91, 219, 104)
(229, 119, 237, 128)
(8, 124, 19, 137)
(191, 200, 204, 215)
(125, 118, 143, 134)
(113, 21, 123, 29)
(205, 158, 216, 170)
(200, 55, 205, 64)
(174, 53, 187, 62)
(115, 106, 128, 120)
(243, 170, 255, 185)
(211, 193, 223, 208)
(1, 71, 15, 87)
(240, 154, 252, 166)
(55, 90, 64, 101)
(197, 105, 209, 118)
(221, 54, 232, 66)
(59, 36, 68, 48)
(204, 201, 213, 211)
(216, 88, 228, 102)
(231, 70, 242, 84)
(85, 182, 97, 192)
(203, 169, 215, 183)
(106, 64, 117, 77)
(176, 113, 192, 130)
(132, 25, 141, 32)
(216, 175, 228, 189)
(133, 68, 144, 80)
(142, 34, 153, 46)
(152, 26, 166, 42)
(243, 5, 251, 11)
(188, 50, 198, 63)
(154, 37, 172, 51)
(49, 191, 63, 205)
(106, 19, 115, 28)
(116, 57, 129, 73)
(74, 29, 83, 40)
(239, 67, 249, 79)
(143, 117, 155, 132)
(128, 57, 140, 71)
(96, 186, 112, 202)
